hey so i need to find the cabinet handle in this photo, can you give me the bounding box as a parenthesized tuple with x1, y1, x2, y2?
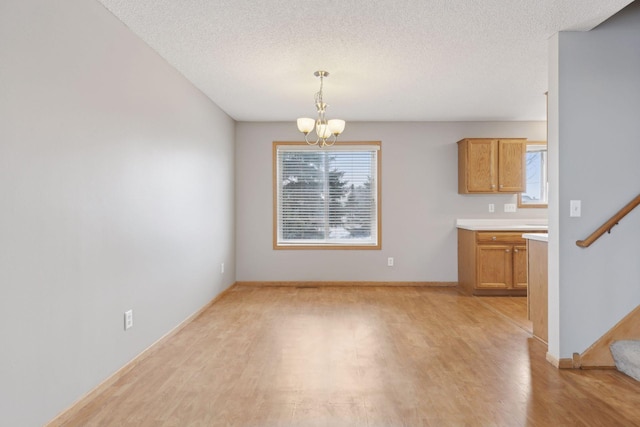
(499, 184, 504, 188)
(492, 236, 497, 241)
(491, 184, 496, 189)
(514, 249, 519, 253)
(505, 249, 510, 253)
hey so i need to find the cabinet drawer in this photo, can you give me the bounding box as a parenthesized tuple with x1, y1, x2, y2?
(476, 232, 527, 244)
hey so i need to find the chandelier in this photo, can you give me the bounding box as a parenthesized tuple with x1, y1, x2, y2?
(296, 70, 346, 147)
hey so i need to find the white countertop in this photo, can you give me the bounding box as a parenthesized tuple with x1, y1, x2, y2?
(456, 219, 548, 231)
(523, 233, 548, 242)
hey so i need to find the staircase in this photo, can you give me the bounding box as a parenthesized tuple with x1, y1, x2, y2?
(611, 341, 640, 381)
(573, 194, 640, 380)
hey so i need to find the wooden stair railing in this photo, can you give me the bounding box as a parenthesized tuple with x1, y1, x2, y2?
(576, 194, 640, 248)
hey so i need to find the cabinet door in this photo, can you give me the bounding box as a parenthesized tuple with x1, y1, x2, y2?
(476, 245, 512, 289)
(466, 140, 497, 192)
(528, 240, 548, 343)
(512, 245, 528, 289)
(497, 139, 525, 192)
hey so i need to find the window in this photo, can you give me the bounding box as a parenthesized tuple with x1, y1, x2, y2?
(273, 141, 381, 249)
(518, 142, 548, 208)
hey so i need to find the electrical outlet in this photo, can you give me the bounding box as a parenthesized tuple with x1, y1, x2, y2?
(387, 257, 394, 267)
(124, 310, 133, 330)
(504, 203, 516, 213)
(489, 203, 495, 213)
(221, 263, 225, 274)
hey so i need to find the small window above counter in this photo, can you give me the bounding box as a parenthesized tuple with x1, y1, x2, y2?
(518, 142, 548, 208)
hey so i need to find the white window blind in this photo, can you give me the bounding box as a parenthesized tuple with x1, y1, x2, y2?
(274, 143, 380, 248)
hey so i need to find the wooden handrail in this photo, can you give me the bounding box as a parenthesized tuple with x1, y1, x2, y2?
(576, 194, 640, 248)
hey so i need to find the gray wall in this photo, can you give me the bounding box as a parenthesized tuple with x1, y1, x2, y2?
(548, 1, 640, 359)
(236, 121, 546, 282)
(0, 0, 235, 425)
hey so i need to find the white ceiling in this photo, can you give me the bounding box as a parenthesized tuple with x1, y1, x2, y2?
(97, 0, 633, 122)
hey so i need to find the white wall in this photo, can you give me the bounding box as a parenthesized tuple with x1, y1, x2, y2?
(547, 34, 562, 359)
(0, 0, 235, 425)
(548, 1, 640, 359)
(236, 121, 546, 282)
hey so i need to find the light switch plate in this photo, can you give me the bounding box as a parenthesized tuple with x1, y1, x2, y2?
(124, 310, 133, 330)
(570, 200, 581, 217)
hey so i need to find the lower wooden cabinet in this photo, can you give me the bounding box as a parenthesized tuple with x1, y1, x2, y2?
(458, 229, 541, 295)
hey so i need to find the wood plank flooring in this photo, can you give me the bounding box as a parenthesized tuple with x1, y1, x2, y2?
(53, 286, 640, 426)
(476, 295, 532, 333)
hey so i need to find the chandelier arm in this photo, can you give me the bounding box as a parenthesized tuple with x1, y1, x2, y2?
(304, 132, 321, 146)
(324, 134, 337, 147)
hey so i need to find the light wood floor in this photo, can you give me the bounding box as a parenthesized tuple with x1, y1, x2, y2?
(54, 286, 640, 426)
(476, 295, 532, 333)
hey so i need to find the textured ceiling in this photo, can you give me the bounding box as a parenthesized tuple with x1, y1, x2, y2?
(97, 0, 633, 122)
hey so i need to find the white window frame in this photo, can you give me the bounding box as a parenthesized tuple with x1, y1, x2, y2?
(273, 141, 381, 250)
(518, 141, 548, 208)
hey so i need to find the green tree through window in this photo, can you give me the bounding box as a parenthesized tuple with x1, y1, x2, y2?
(274, 142, 380, 248)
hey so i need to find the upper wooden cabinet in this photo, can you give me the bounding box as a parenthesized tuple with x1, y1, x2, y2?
(457, 138, 526, 194)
